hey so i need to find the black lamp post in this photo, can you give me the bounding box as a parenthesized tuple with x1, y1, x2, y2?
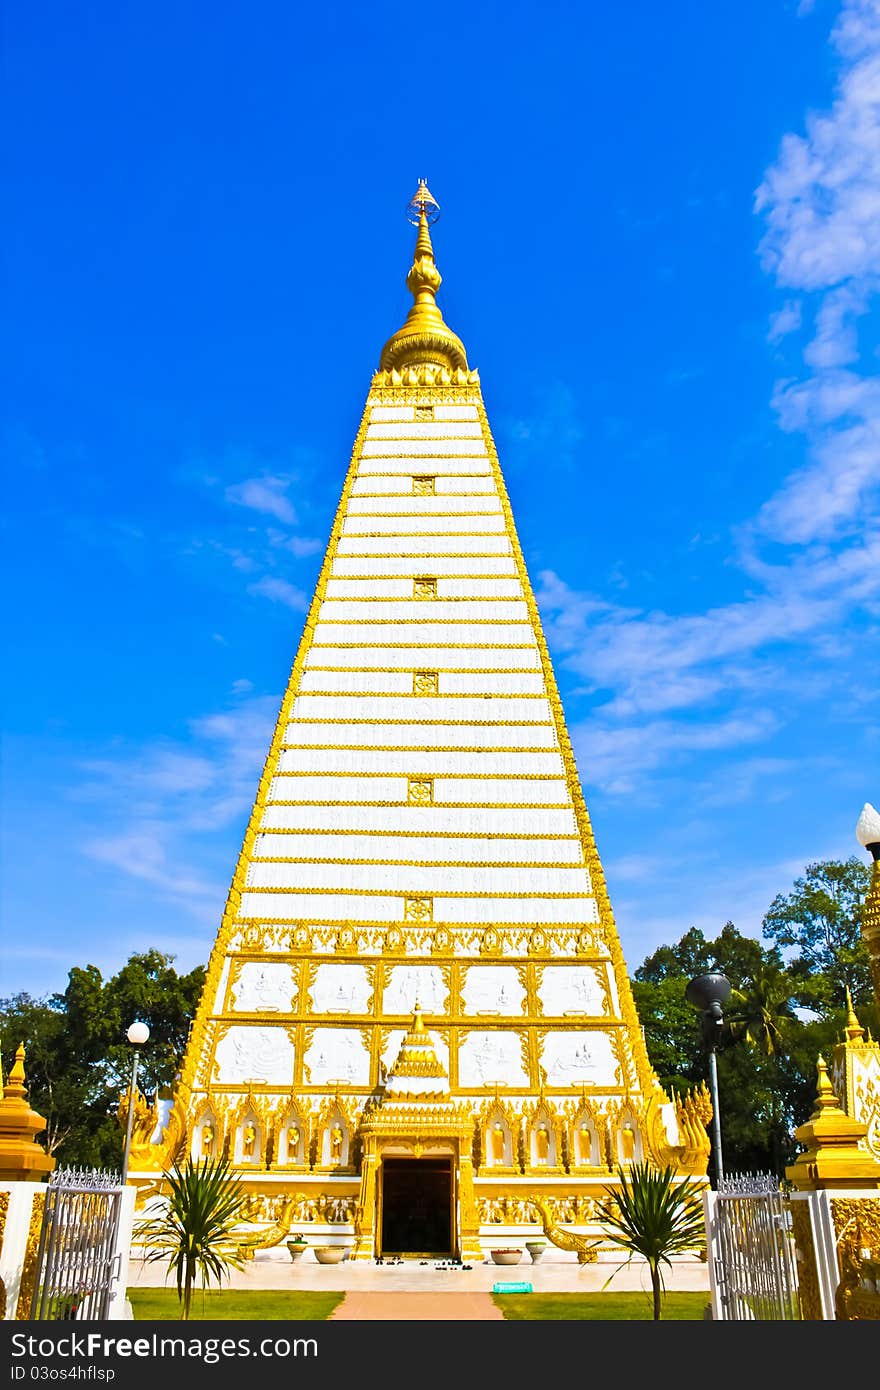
(685, 971, 731, 1185)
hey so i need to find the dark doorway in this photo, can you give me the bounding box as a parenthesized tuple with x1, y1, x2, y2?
(380, 1157, 454, 1255)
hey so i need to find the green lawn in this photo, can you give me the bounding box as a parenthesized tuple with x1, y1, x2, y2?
(492, 1292, 710, 1320)
(127, 1289, 344, 1320)
(127, 1287, 709, 1321)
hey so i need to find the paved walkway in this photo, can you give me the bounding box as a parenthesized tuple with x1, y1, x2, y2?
(330, 1291, 504, 1320)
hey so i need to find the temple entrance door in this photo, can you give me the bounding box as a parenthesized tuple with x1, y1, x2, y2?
(379, 1156, 454, 1256)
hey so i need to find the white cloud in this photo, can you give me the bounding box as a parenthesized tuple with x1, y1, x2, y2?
(753, 0, 880, 544)
(248, 576, 309, 610)
(225, 475, 298, 524)
(768, 299, 803, 342)
(77, 693, 281, 911)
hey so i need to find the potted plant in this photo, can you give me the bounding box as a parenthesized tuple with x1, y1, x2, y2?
(489, 1247, 522, 1266)
(286, 1234, 308, 1261)
(525, 1238, 547, 1263)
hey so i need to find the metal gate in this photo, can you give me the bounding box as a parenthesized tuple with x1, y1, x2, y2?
(707, 1172, 801, 1320)
(30, 1168, 125, 1320)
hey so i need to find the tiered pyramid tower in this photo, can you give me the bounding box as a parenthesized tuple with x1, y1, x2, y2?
(133, 183, 710, 1259)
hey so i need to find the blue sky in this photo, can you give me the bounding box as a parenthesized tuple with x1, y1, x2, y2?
(3, 0, 878, 999)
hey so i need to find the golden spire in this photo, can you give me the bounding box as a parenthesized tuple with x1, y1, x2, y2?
(4, 1043, 27, 1102)
(0, 1042, 56, 1182)
(844, 987, 865, 1043)
(379, 180, 469, 375)
(386, 1003, 447, 1084)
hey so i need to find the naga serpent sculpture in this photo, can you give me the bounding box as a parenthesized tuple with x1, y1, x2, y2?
(233, 1195, 303, 1262)
(530, 1196, 601, 1264)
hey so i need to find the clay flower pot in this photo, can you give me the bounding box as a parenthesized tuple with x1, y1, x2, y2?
(286, 1240, 308, 1261)
(490, 1248, 522, 1266)
(525, 1240, 547, 1263)
(313, 1246, 346, 1264)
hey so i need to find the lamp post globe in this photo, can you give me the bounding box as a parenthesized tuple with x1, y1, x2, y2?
(122, 1022, 150, 1183)
(127, 1022, 150, 1047)
(686, 971, 731, 1186)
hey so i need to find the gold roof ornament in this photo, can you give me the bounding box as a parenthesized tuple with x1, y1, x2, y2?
(378, 180, 470, 376)
(406, 178, 440, 226)
(386, 1003, 447, 1089)
(0, 1043, 56, 1182)
(786, 1055, 880, 1190)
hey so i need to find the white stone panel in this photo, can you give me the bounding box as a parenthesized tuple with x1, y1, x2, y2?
(382, 965, 448, 1015)
(369, 406, 414, 422)
(342, 515, 504, 537)
(230, 962, 297, 1013)
(281, 724, 557, 750)
(348, 495, 501, 515)
(434, 896, 599, 924)
(440, 673, 546, 694)
(303, 1028, 370, 1086)
(350, 477, 496, 498)
(317, 600, 527, 622)
(433, 405, 479, 420)
(365, 422, 483, 439)
(324, 580, 418, 599)
(247, 862, 592, 895)
(350, 476, 413, 495)
(381, 1027, 449, 1076)
(356, 457, 492, 476)
(538, 966, 606, 1015)
(312, 623, 534, 648)
(309, 963, 372, 1013)
(458, 1031, 528, 1087)
(255, 832, 584, 865)
(325, 579, 526, 599)
(307, 646, 540, 669)
(213, 1026, 294, 1085)
(260, 805, 579, 834)
(331, 556, 518, 577)
(275, 761, 561, 795)
(298, 669, 417, 693)
(539, 1032, 618, 1086)
(361, 438, 487, 456)
(335, 534, 511, 556)
(289, 696, 550, 723)
(266, 774, 408, 803)
(461, 966, 526, 1016)
(237, 891, 598, 923)
(434, 476, 495, 495)
(436, 580, 524, 598)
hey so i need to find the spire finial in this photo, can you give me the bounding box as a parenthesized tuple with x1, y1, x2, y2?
(406, 179, 440, 227)
(844, 987, 865, 1042)
(4, 1044, 28, 1102)
(378, 180, 469, 376)
(813, 1055, 838, 1113)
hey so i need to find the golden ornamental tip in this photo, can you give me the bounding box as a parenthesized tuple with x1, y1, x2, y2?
(378, 181, 469, 376)
(406, 179, 440, 226)
(4, 1043, 28, 1101)
(844, 987, 865, 1041)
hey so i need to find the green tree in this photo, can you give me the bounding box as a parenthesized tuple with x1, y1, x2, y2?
(595, 1163, 707, 1320)
(134, 1157, 247, 1319)
(632, 922, 831, 1178)
(0, 951, 205, 1169)
(762, 857, 871, 1008)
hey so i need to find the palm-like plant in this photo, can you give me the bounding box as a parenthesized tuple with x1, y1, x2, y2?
(727, 963, 799, 1056)
(595, 1163, 707, 1320)
(135, 1156, 247, 1319)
